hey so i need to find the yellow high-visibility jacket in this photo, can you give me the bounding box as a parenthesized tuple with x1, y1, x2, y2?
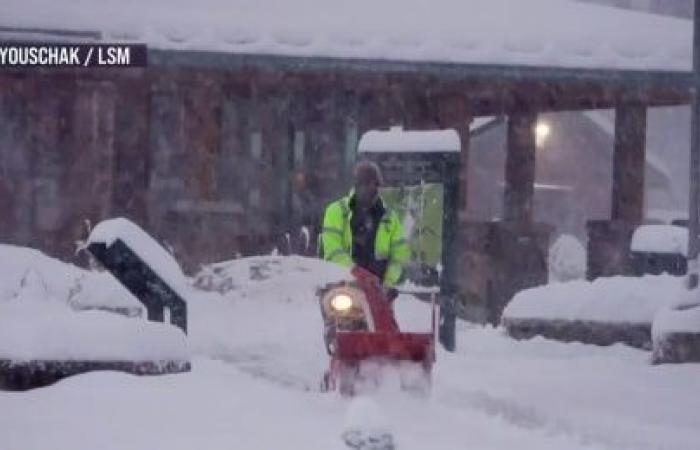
(320, 192, 410, 287)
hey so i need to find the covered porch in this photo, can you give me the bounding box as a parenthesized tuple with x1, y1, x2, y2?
(0, 0, 695, 332)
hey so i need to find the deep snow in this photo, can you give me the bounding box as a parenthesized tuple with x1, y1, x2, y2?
(1, 245, 699, 450)
(0, 243, 189, 362)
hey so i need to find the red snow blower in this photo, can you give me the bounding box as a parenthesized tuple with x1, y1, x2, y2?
(319, 266, 436, 396)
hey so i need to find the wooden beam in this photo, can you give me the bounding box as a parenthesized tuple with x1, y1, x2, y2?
(504, 112, 537, 222)
(611, 104, 647, 223)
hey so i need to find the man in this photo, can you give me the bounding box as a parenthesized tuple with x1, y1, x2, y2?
(320, 160, 409, 287)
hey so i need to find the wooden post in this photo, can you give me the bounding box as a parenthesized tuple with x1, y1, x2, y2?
(342, 91, 360, 184)
(435, 94, 471, 217)
(439, 120, 469, 353)
(456, 122, 471, 216)
(687, 0, 700, 288)
(504, 112, 537, 222)
(611, 105, 647, 223)
(434, 94, 469, 352)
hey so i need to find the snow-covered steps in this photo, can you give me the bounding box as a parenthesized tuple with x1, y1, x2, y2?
(502, 275, 683, 350)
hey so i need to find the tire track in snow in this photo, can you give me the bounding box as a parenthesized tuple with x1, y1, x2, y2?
(213, 349, 670, 450)
(435, 387, 673, 450)
(212, 346, 628, 449)
(214, 348, 322, 393)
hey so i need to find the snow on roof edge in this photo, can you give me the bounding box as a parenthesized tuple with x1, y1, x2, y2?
(358, 127, 461, 153)
(1, 0, 693, 73)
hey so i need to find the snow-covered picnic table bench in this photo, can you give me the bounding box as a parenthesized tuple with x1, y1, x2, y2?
(0, 218, 191, 390)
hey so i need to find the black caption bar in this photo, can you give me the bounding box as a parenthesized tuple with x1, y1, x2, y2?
(0, 43, 147, 68)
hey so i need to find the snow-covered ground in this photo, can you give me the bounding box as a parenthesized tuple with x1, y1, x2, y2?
(1, 245, 699, 450)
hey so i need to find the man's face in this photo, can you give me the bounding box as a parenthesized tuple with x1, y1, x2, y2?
(355, 171, 379, 208)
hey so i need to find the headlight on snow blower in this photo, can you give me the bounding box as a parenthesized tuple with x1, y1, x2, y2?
(330, 294, 354, 312)
(321, 285, 367, 322)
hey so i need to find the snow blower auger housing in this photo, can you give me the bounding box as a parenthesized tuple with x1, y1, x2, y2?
(319, 266, 436, 396)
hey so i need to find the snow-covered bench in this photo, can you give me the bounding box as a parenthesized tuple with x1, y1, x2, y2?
(0, 296, 189, 389)
(0, 220, 191, 390)
(630, 225, 688, 276)
(502, 275, 682, 350)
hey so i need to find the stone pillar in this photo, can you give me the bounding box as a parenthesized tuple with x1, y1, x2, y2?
(460, 111, 552, 324)
(504, 112, 537, 222)
(462, 221, 553, 324)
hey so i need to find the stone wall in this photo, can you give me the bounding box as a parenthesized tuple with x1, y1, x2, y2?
(0, 66, 471, 271)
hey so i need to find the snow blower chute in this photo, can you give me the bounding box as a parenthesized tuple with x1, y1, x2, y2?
(319, 266, 436, 395)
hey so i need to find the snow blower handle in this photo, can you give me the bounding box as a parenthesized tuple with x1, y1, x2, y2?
(350, 266, 397, 302)
(350, 265, 400, 332)
(350, 265, 380, 285)
(431, 292, 438, 338)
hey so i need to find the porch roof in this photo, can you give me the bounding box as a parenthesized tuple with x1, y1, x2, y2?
(2, 0, 693, 73)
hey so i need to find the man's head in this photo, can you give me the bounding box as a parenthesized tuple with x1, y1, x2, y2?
(353, 160, 383, 208)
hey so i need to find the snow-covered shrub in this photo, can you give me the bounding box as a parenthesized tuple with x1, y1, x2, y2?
(548, 234, 586, 283)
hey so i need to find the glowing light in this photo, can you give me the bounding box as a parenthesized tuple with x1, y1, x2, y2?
(330, 294, 354, 311)
(535, 122, 551, 147)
